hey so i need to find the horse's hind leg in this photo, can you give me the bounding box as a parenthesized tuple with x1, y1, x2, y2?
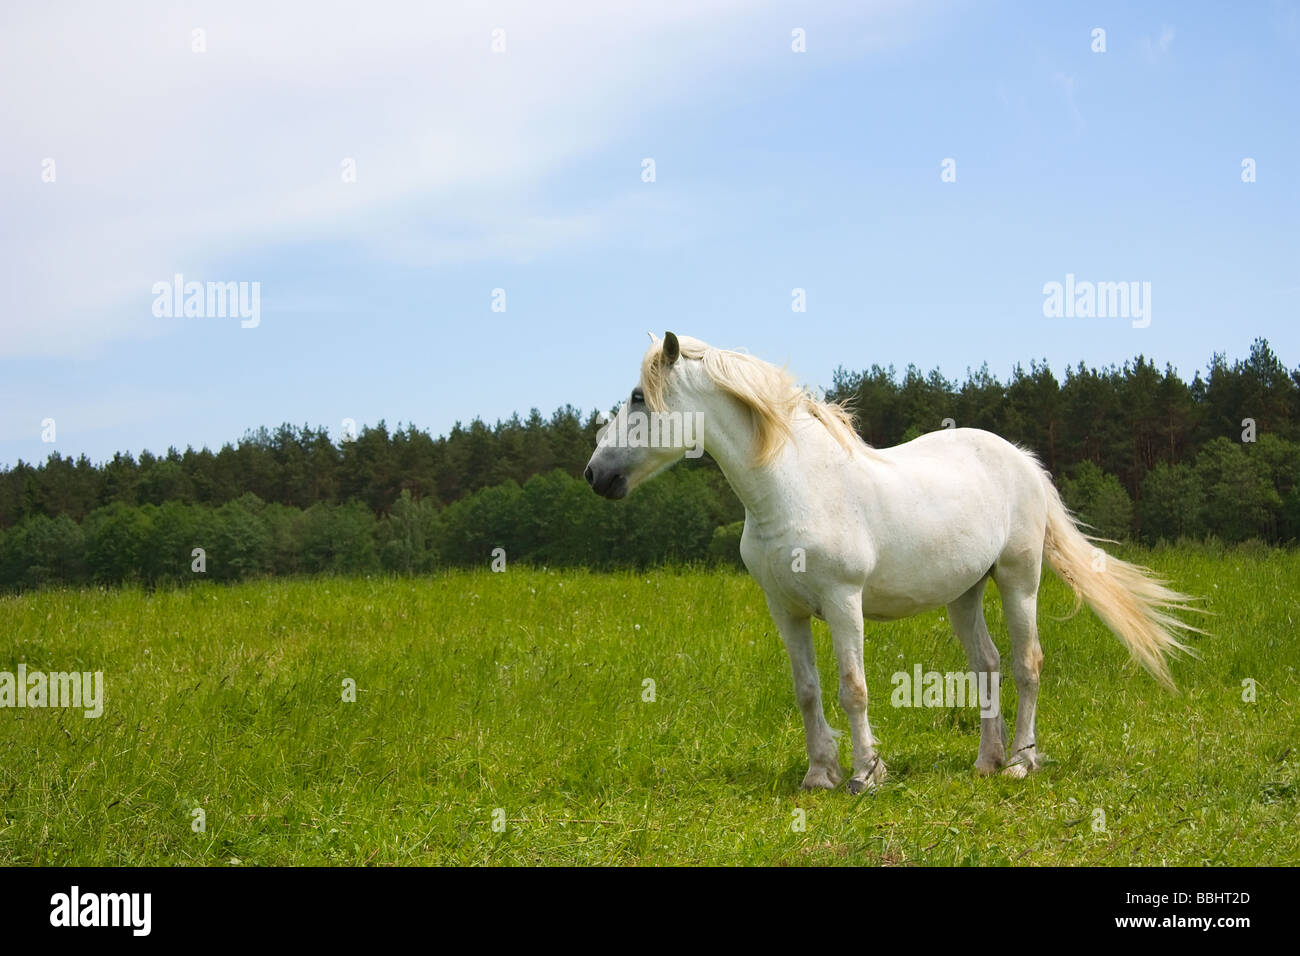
(947, 578, 1007, 775)
(993, 558, 1045, 778)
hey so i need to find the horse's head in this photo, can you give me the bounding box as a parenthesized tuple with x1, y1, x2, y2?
(584, 331, 702, 499)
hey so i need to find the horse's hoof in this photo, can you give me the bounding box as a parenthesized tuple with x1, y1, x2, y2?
(1001, 751, 1042, 778)
(801, 766, 842, 790)
(974, 759, 1003, 776)
(847, 758, 886, 794)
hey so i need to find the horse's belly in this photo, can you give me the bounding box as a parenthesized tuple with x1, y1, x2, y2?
(859, 589, 941, 621)
(859, 548, 995, 620)
(859, 581, 968, 621)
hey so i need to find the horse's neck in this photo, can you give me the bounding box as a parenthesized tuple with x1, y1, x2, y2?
(699, 392, 814, 535)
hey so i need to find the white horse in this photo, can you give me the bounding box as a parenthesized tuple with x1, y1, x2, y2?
(585, 332, 1200, 793)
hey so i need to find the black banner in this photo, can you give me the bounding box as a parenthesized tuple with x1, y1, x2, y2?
(0, 866, 1278, 942)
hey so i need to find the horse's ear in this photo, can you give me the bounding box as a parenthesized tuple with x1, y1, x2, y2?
(663, 331, 680, 365)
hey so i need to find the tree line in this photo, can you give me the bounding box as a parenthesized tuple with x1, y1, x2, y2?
(1, 339, 1297, 590)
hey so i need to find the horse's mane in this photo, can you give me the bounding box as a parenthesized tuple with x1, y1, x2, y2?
(640, 335, 868, 465)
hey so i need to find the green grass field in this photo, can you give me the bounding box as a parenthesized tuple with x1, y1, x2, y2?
(2, 546, 1297, 865)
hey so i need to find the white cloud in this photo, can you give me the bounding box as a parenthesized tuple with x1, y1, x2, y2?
(1143, 24, 1176, 61)
(1052, 72, 1085, 132)
(0, 0, 925, 358)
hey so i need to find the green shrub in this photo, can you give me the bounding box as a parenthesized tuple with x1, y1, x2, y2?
(1061, 461, 1133, 541)
(708, 521, 746, 569)
(1138, 462, 1204, 543)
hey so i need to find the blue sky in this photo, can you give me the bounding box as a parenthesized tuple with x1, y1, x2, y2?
(2, 0, 1297, 467)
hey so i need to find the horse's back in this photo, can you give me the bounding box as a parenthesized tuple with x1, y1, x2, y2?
(873, 428, 1046, 513)
(843, 428, 1049, 615)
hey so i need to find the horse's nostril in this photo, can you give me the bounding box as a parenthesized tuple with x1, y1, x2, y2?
(584, 466, 595, 486)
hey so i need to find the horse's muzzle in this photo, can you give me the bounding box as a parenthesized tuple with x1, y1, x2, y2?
(585, 465, 627, 500)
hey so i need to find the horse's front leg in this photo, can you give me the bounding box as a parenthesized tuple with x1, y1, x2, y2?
(825, 595, 887, 794)
(766, 599, 842, 790)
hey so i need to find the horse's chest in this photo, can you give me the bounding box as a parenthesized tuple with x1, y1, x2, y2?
(742, 532, 859, 617)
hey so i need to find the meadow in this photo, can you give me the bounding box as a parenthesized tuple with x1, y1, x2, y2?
(1, 546, 1297, 866)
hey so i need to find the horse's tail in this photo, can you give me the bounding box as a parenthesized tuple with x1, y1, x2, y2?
(1038, 468, 1202, 689)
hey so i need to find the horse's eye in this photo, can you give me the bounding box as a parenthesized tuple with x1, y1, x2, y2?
(631, 388, 644, 404)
